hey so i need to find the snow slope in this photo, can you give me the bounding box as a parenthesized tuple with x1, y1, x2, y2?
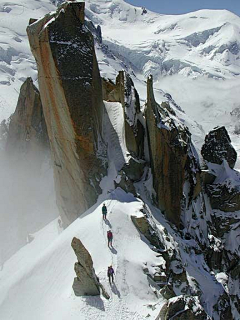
(0, 196, 163, 320)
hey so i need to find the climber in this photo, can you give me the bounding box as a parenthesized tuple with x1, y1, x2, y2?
(107, 265, 115, 284)
(102, 203, 107, 220)
(107, 230, 113, 247)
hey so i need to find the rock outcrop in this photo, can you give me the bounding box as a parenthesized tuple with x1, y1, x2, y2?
(157, 295, 211, 320)
(103, 71, 145, 159)
(71, 237, 109, 299)
(27, 2, 107, 226)
(6, 77, 48, 157)
(204, 206, 239, 319)
(201, 126, 237, 169)
(201, 127, 240, 212)
(146, 75, 193, 225)
(132, 205, 235, 320)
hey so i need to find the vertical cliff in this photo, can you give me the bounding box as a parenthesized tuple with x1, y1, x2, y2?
(27, 2, 106, 226)
(146, 76, 193, 226)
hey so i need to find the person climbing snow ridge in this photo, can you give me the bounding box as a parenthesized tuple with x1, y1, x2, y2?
(107, 230, 113, 247)
(102, 203, 107, 220)
(107, 265, 115, 284)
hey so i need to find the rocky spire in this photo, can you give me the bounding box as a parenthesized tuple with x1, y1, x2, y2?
(146, 75, 193, 226)
(27, 2, 107, 226)
(6, 77, 48, 157)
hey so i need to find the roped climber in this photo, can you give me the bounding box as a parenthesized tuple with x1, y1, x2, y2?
(107, 265, 115, 284)
(107, 230, 113, 247)
(102, 203, 107, 220)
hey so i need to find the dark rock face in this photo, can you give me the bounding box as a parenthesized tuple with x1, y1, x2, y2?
(114, 172, 137, 196)
(71, 237, 109, 299)
(146, 75, 193, 225)
(84, 20, 102, 44)
(202, 159, 240, 213)
(102, 78, 116, 101)
(27, 2, 107, 226)
(132, 202, 238, 320)
(205, 208, 239, 319)
(6, 77, 48, 156)
(201, 126, 237, 169)
(122, 158, 145, 182)
(206, 181, 240, 212)
(200, 129, 239, 317)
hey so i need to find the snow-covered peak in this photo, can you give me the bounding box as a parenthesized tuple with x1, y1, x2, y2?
(85, 1, 240, 79)
(85, 0, 159, 25)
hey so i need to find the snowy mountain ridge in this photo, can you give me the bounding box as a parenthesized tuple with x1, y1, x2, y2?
(1, 0, 240, 167)
(85, 0, 240, 79)
(0, 1, 240, 320)
(83, 0, 240, 167)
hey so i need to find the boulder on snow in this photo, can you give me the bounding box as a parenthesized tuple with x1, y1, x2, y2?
(71, 237, 109, 299)
(201, 126, 237, 169)
(27, 2, 107, 226)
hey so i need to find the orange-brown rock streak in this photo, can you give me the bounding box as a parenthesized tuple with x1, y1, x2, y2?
(27, 2, 106, 226)
(146, 76, 190, 226)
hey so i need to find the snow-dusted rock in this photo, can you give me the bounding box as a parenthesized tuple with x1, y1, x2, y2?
(204, 160, 240, 212)
(146, 75, 197, 226)
(201, 126, 237, 169)
(122, 157, 145, 182)
(158, 295, 211, 320)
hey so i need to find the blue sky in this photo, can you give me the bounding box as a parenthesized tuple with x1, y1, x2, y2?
(125, 0, 240, 17)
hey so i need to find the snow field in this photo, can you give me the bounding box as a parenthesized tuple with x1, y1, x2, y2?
(0, 196, 163, 320)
